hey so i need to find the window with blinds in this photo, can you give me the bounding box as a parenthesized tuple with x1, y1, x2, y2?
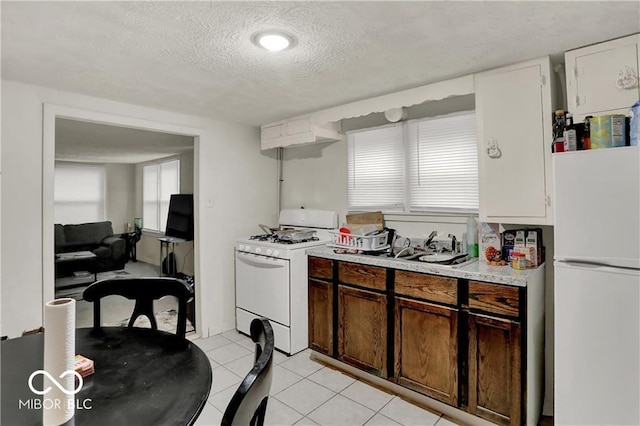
(347, 123, 405, 211)
(407, 112, 478, 212)
(143, 158, 180, 232)
(54, 163, 106, 224)
(346, 111, 478, 213)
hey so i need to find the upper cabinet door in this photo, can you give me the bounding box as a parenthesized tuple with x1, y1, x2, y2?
(566, 34, 640, 122)
(475, 58, 554, 225)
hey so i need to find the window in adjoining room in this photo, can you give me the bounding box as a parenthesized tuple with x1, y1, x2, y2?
(54, 162, 106, 224)
(143, 158, 180, 233)
(347, 111, 478, 213)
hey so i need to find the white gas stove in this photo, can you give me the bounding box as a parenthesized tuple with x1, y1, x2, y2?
(235, 209, 338, 354)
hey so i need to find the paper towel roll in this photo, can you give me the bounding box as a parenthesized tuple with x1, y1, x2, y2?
(43, 298, 76, 426)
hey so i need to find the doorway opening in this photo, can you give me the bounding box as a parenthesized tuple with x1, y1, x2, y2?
(43, 105, 203, 335)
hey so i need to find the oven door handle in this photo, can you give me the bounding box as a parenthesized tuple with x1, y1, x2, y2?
(236, 252, 287, 269)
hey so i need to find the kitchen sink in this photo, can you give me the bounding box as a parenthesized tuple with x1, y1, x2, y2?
(396, 251, 479, 268)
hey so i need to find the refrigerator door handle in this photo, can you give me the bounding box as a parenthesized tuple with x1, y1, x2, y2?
(556, 259, 640, 274)
(563, 260, 604, 269)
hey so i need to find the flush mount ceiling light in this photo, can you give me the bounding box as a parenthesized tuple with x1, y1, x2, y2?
(251, 30, 297, 52)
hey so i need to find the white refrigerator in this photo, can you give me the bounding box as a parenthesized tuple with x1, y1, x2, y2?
(553, 146, 640, 425)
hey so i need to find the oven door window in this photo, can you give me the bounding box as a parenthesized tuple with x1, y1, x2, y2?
(235, 252, 291, 326)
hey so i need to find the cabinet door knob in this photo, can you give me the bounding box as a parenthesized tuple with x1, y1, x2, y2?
(486, 138, 502, 159)
(616, 66, 638, 90)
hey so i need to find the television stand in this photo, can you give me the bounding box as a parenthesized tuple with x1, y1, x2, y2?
(158, 236, 186, 277)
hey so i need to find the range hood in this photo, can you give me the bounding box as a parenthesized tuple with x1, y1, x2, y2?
(260, 116, 341, 150)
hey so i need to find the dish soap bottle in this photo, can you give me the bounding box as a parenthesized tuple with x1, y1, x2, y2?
(466, 216, 478, 258)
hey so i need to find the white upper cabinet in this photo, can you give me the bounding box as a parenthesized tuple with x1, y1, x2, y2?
(475, 57, 555, 225)
(566, 34, 640, 122)
(261, 117, 342, 150)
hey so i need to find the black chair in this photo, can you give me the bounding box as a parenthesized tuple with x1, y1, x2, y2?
(222, 318, 275, 426)
(82, 277, 193, 341)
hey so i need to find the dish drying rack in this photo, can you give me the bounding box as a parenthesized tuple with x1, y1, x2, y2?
(328, 230, 389, 251)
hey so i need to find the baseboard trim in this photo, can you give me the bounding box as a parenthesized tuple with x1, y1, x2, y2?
(310, 351, 495, 426)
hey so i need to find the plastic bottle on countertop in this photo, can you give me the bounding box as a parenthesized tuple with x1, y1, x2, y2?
(461, 232, 468, 255)
(466, 216, 478, 258)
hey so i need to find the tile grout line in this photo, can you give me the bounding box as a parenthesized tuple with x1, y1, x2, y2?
(270, 394, 319, 422)
(273, 359, 399, 423)
(202, 337, 447, 426)
(303, 392, 341, 422)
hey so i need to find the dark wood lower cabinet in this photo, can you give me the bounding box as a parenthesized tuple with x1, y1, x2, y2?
(307, 256, 540, 425)
(308, 278, 333, 356)
(468, 313, 521, 426)
(394, 297, 458, 405)
(337, 285, 387, 377)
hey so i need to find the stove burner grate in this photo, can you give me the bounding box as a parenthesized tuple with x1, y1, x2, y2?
(249, 234, 319, 244)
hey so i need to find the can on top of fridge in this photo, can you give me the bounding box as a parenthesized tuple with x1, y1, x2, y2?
(590, 114, 626, 149)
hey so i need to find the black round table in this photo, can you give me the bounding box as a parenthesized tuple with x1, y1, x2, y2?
(1, 327, 212, 426)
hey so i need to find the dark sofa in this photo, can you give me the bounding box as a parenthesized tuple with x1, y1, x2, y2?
(55, 221, 128, 278)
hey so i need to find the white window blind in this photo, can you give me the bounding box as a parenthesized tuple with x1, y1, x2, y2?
(407, 112, 478, 212)
(143, 158, 180, 232)
(143, 165, 159, 231)
(54, 163, 105, 224)
(347, 123, 405, 211)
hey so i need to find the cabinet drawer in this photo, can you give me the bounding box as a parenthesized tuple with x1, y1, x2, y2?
(338, 262, 386, 291)
(469, 281, 520, 317)
(309, 257, 333, 280)
(395, 271, 457, 305)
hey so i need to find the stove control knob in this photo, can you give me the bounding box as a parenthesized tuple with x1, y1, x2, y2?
(255, 247, 262, 254)
(238, 244, 245, 251)
(273, 250, 280, 257)
(266, 249, 273, 256)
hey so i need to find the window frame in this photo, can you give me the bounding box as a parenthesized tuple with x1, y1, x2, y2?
(346, 110, 479, 215)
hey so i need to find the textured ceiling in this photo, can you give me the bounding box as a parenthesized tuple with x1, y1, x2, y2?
(55, 119, 194, 164)
(2, 1, 640, 127)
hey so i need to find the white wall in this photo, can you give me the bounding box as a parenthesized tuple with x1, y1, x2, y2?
(105, 163, 136, 234)
(180, 151, 194, 194)
(282, 140, 348, 216)
(1, 80, 278, 338)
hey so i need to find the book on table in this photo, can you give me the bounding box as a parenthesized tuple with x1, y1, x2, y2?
(74, 354, 95, 378)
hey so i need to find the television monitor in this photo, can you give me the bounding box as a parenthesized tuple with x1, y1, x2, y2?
(165, 194, 194, 241)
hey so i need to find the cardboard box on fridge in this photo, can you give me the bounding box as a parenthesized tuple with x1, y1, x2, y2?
(479, 222, 501, 263)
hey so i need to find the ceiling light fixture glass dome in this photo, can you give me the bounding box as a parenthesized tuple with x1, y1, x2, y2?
(251, 30, 296, 52)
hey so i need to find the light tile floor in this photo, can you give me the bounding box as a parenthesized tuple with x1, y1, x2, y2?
(193, 329, 459, 426)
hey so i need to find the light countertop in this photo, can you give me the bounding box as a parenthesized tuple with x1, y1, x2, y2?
(307, 246, 545, 287)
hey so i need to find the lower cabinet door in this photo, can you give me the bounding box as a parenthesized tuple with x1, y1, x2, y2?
(337, 285, 387, 377)
(394, 297, 458, 405)
(468, 313, 522, 426)
(308, 278, 333, 356)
